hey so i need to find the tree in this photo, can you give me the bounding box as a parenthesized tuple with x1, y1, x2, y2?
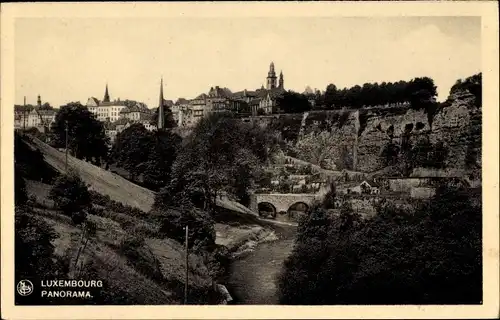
(322, 182, 337, 209)
(158, 206, 216, 250)
(15, 207, 67, 304)
(324, 84, 338, 109)
(154, 112, 275, 213)
(428, 141, 448, 169)
(51, 103, 109, 165)
(406, 77, 438, 110)
(15, 132, 57, 204)
(276, 91, 311, 114)
(49, 173, 91, 223)
(142, 130, 182, 190)
(411, 138, 448, 169)
(278, 184, 481, 304)
(73, 220, 97, 275)
(109, 123, 153, 180)
(41, 102, 53, 110)
(336, 201, 362, 232)
(257, 108, 266, 116)
(151, 106, 177, 128)
(381, 141, 400, 167)
(15, 163, 28, 205)
(411, 137, 433, 167)
(109, 123, 181, 190)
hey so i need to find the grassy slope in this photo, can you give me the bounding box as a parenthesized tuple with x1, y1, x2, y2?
(25, 181, 212, 304)
(25, 180, 279, 304)
(26, 136, 258, 216)
(24, 136, 272, 249)
(27, 137, 155, 211)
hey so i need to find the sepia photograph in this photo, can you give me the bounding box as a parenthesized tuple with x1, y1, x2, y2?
(1, 2, 499, 319)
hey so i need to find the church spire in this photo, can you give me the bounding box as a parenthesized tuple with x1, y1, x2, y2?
(158, 77, 165, 129)
(103, 83, 110, 103)
(279, 71, 284, 89)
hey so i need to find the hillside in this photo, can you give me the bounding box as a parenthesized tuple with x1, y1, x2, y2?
(19, 135, 279, 304)
(26, 136, 155, 211)
(25, 136, 258, 216)
(24, 180, 216, 304)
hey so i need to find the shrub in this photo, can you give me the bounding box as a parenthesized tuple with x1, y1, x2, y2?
(15, 166, 28, 205)
(119, 235, 164, 282)
(89, 190, 148, 219)
(157, 206, 216, 251)
(322, 183, 337, 209)
(49, 173, 91, 216)
(71, 211, 87, 225)
(278, 185, 481, 304)
(201, 244, 231, 280)
(337, 111, 350, 129)
(15, 207, 68, 304)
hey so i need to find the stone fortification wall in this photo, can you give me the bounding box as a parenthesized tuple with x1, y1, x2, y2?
(283, 90, 481, 175)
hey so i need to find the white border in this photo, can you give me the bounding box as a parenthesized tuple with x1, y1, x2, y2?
(1, 2, 498, 319)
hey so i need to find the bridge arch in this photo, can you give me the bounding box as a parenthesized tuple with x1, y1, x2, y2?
(258, 202, 277, 219)
(251, 193, 320, 221)
(287, 202, 310, 213)
(287, 202, 310, 220)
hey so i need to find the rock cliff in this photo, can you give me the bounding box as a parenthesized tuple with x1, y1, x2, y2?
(276, 88, 481, 176)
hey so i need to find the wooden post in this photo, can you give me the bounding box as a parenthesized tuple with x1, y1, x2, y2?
(184, 225, 189, 305)
(23, 96, 26, 131)
(65, 121, 69, 173)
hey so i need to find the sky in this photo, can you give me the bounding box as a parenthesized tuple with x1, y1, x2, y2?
(15, 16, 481, 108)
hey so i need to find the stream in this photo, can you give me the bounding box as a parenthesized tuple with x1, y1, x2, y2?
(226, 224, 297, 304)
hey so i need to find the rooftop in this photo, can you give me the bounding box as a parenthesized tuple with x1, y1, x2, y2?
(100, 100, 127, 107)
(120, 103, 152, 114)
(163, 99, 174, 107)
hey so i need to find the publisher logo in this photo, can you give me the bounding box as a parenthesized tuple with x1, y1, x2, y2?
(17, 280, 34, 296)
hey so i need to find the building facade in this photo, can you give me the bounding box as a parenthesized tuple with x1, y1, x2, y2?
(172, 98, 189, 127)
(86, 85, 127, 122)
(14, 95, 56, 131)
(234, 62, 285, 116)
(119, 103, 151, 121)
(163, 61, 287, 128)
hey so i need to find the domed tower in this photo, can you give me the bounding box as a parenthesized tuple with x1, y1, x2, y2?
(279, 71, 284, 89)
(266, 62, 277, 90)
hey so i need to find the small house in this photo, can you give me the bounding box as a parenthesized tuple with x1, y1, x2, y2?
(359, 180, 381, 195)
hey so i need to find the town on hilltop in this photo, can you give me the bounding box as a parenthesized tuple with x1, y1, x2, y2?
(14, 64, 483, 306)
(13, 64, 483, 219)
(15, 62, 300, 142)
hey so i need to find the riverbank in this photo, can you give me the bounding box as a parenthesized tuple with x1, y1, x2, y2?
(224, 222, 297, 304)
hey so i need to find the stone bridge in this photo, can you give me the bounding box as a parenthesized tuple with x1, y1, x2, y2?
(249, 193, 321, 215)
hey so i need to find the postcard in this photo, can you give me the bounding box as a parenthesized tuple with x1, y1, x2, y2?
(1, 2, 498, 319)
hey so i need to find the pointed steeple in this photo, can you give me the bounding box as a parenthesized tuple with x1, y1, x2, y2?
(103, 83, 110, 103)
(158, 77, 165, 129)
